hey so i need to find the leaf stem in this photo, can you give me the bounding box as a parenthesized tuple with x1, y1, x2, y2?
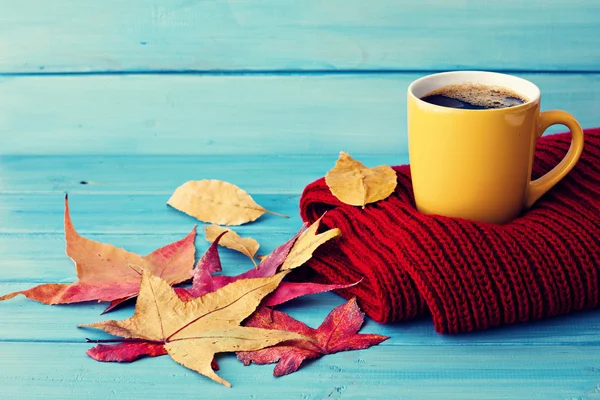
(265, 210, 290, 218)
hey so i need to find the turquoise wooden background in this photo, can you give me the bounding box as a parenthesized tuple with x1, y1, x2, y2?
(1, 1, 599, 399)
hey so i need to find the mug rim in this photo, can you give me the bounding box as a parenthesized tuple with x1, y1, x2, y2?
(407, 71, 541, 112)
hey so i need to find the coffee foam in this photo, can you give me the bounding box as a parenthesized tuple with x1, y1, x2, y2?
(423, 83, 528, 109)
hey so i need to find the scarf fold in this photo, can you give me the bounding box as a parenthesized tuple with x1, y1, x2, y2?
(300, 128, 600, 333)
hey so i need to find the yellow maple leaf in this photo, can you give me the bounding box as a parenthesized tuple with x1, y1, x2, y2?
(81, 271, 306, 387)
(325, 152, 397, 207)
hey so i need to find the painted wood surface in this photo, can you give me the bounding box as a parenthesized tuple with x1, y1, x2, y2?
(1, 0, 599, 73)
(0, 155, 404, 194)
(1, 73, 599, 155)
(2, 0, 600, 398)
(2, 155, 600, 398)
(2, 342, 598, 399)
(2, 283, 600, 346)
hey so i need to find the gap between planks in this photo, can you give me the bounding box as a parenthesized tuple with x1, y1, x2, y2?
(3, 69, 600, 77)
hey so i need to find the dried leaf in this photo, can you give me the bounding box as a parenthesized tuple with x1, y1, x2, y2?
(167, 180, 288, 226)
(86, 340, 221, 371)
(180, 226, 303, 300)
(103, 297, 135, 314)
(184, 231, 226, 298)
(86, 342, 168, 362)
(205, 225, 259, 267)
(238, 298, 388, 376)
(0, 196, 196, 306)
(104, 225, 199, 313)
(261, 281, 360, 307)
(280, 217, 341, 271)
(81, 271, 306, 387)
(325, 152, 397, 207)
(176, 224, 352, 307)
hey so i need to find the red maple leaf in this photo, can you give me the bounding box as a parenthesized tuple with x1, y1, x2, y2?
(237, 298, 389, 376)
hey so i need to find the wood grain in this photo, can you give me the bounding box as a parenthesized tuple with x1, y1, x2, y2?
(0, 342, 598, 399)
(0, 193, 301, 234)
(0, 155, 403, 194)
(2, 1, 600, 397)
(1, 73, 599, 155)
(2, 284, 600, 348)
(1, 0, 599, 73)
(1, 183, 599, 348)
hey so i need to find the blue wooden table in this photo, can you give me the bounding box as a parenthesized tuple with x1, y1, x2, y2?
(1, 1, 599, 399)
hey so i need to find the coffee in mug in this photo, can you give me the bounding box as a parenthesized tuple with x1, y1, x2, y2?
(421, 83, 527, 110)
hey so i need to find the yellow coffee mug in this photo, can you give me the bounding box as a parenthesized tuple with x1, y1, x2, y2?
(407, 71, 584, 224)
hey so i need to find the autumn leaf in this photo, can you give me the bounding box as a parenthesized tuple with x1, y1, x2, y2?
(182, 231, 227, 299)
(148, 230, 355, 370)
(280, 216, 341, 271)
(177, 225, 303, 300)
(85, 342, 168, 362)
(0, 196, 196, 307)
(85, 341, 220, 371)
(205, 225, 259, 267)
(261, 281, 360, 307)
(177, 221, 348, 306)
(104, 224, 199, 313)
(238, 298, 388, 376)
(98, 234, 230, 366)
(167, 180, 288, 226)
(82, 271, 307, 387)
(325, 152, 397, 207)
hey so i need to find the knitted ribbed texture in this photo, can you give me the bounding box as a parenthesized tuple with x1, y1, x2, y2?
(300, 129, 600, 333)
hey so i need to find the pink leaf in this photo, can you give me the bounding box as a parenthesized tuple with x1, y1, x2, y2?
(262, 281, 360, 307)
(86, 342, 167, 362)
(86, 341, 220, 371)
(179, 225, 350, 307)
(180, 225, 304, 299)
(186, 231, 226, 298)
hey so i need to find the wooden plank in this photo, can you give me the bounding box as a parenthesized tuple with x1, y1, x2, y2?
(1, 1, 599, 73)
(0, 154, 405, 194)
(0, 193, 302, 234)
(0, 342, 598, 399)
(1, 73, 599, 155)
(1, 283, 600, 347)
(0, 232, 295, 282)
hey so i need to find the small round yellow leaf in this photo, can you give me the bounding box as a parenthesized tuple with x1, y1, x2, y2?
(325, 152, 397, 207)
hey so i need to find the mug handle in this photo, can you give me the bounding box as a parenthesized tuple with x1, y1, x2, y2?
(524, 110, 585, 209)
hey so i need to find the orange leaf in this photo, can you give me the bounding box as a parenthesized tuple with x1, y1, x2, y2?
(0, 195, 196, 306)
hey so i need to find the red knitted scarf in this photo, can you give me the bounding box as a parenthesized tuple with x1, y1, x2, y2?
(300, 128, 600, 333)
